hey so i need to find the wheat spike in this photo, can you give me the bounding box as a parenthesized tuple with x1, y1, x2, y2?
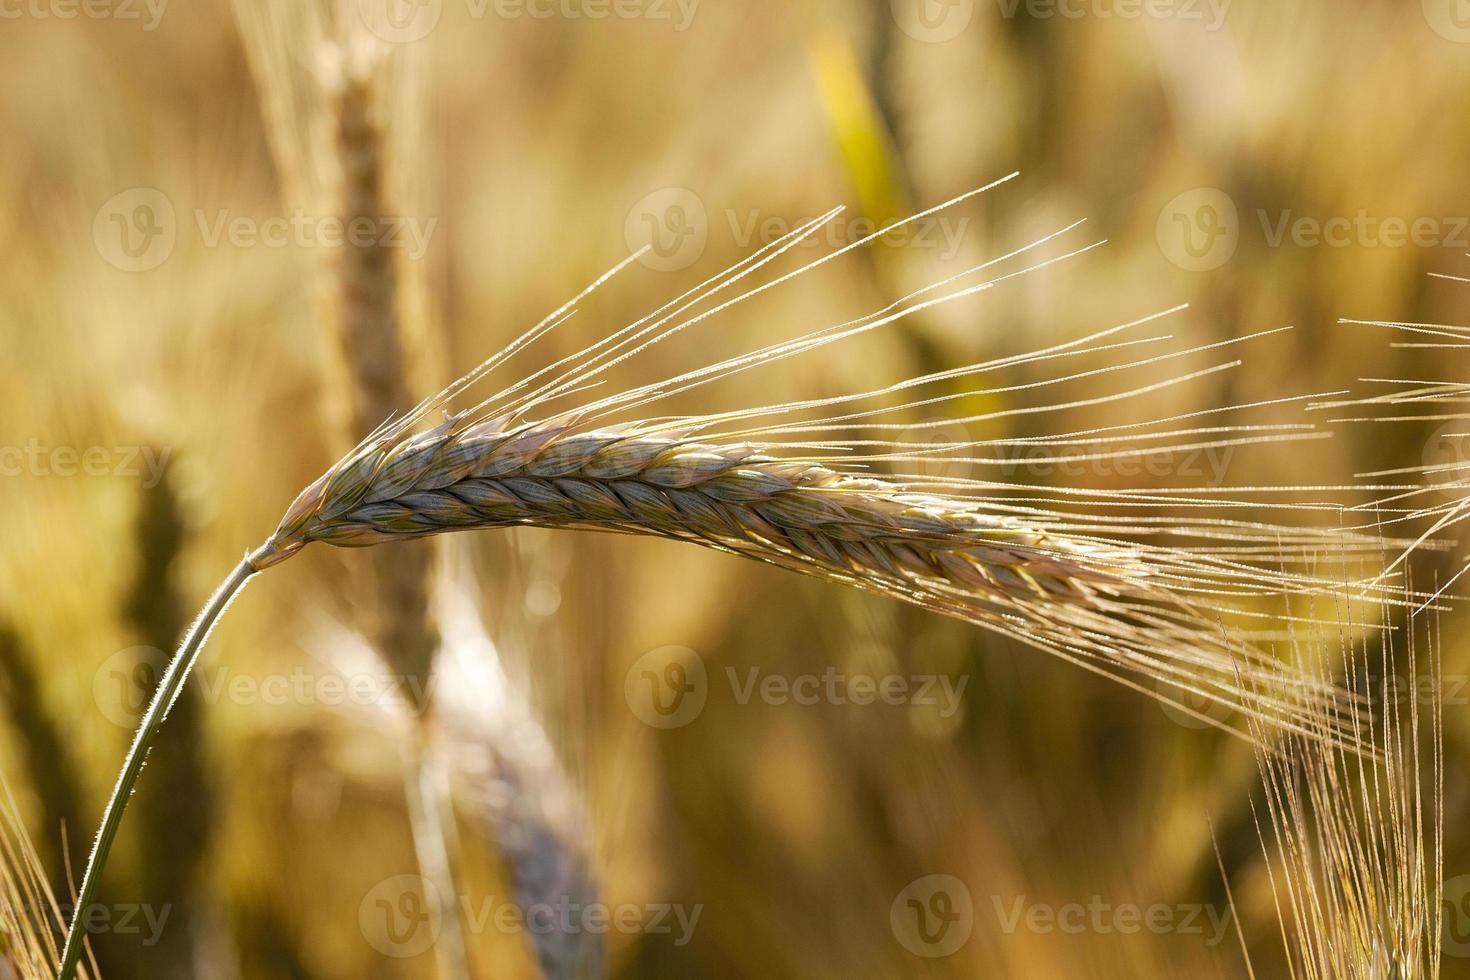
(255, 401, 1355, 740)
(243, 189, 1399, 748)
(55, 187, 1397, 980)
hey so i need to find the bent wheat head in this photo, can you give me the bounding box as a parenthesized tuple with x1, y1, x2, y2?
(242, 182, 1398, 745)
(56, 183, 1398, 980)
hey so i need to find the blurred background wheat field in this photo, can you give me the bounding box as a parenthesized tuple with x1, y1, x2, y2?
(2, 0, 1470, 977)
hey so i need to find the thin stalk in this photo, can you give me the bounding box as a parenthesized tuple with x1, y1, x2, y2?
(57, 547, 269, 980)
(402, 726, 470, 980)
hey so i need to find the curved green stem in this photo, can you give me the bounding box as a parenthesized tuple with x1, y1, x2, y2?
(58, 547, 269, 980)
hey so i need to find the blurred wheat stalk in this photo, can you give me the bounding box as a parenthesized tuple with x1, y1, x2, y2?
(232, 4, 600, 978)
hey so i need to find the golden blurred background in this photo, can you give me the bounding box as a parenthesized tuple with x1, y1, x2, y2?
(1, 0, 1469, 976)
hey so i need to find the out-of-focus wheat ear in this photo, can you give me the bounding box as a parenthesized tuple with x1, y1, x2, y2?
(235, 9, 465, 976)
(322, 35, 470, 980)
(323, 40, 440, 704)
(436, 587, 603, 980)
(233, 3, 442, 697)
(120, 465, 213, 980)
(0, 773, 97, 980)
(0, 627, 86, 910)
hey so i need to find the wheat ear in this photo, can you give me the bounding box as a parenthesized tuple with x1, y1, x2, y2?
(58, 187, 1389, 979)
(324, 40, 443, 703)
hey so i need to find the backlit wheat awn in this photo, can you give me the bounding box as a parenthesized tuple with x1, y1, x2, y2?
(56, 183, 1400, 978)
(1317, 317, 1470, 608)
(1224, 587, 1444, 978)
